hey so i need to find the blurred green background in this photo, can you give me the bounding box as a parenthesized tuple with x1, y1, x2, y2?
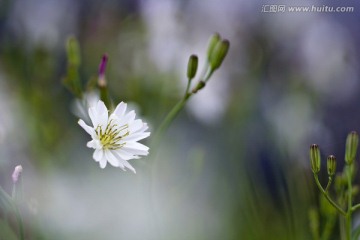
(1, 0, 360, 239)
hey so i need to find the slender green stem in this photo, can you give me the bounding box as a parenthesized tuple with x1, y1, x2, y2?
(314, 175, 346, 216)
(152, 97, 188, 148)
(325, 177, 333, 192)
(203, 68, 214, 82)
(199, 62, 209, 81)
(351, 203, 360, 212)
(99, 85, 112, 110)
(149, 86, 193, 240)
(346, 166, 352, 240)
(184, 79, 192, 97)
(340, 216, 346, 240)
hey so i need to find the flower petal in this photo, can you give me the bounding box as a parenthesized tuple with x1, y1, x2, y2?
(139, 123, 149, 132)
(122, 147, 148, 156)
(87, 140, 98, 149)
(93, 149, 104, 162)
(78, 119, 94, 135)
(129, 119, 144, 133)
(113, 151, 136, 173)
(99, 156, 107, 169)
(122, 160, 136, 173)
(117, 110, 136, 126)
(122, 132, 150, 142)
(89, 100, 109, 128)
(88, 106, 99, 127)
(114, 149, 137, 161)
(96, 100, 109, 128)
(104, 150, 121, 168)
(124, 141, 149, 152)
(113, 102, 127, 118)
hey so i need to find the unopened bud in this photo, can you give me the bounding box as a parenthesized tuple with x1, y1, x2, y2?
(310, 144, 321, 174)
(207, 33, 221, 62)
(209, 40, 230, 70)
(12, 165, 23, 184)
(345, 131, 359, 164)
(98, 54, 108, 87)
(327, 155, 336, 176)
(187, 55, 198, 79)
(66, 37, 81, 66)
(192, 81, 206, 94)
(345, 131, 359, 165)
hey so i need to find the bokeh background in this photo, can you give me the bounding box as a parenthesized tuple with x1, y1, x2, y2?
(1, 0, 360, 239)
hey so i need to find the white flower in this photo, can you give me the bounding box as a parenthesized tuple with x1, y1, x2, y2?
(78, 100, 150, 172)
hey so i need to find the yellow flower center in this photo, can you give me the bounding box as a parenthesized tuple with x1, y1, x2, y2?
(95, 120, 129, 150)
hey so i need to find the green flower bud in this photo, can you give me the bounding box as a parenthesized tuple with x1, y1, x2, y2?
(192, 81, 206, 94)
(209, 39, 230, 70)
(345, 131, 359, 165)
(207, 33, 221, 61)
(310, 144, 321, 174)
(327, 155, 336, 176)
(63, 36, 82, 97)
(187, 55, 198, 79)
(66, 36, 81, 66)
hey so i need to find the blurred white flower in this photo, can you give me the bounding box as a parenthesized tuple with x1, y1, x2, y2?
(71, 91, 100, 123)
(12, 165, 23, 183)
(78, 100, 150, 172)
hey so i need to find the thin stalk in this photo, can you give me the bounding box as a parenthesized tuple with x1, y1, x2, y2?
(149, 87, 193, 240)
(152, 96, 189, 149)
(314, 175, 346, 216)
(340, 217, 346, 240)
(184, 79, 192, 98)
(325, 177, 333, 192)
(351, 203, 360, 212)
(346, 166, 352, 240)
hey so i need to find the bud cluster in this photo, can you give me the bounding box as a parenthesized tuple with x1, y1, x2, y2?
(185, 33, 230, 96)
(310, 132, 359, 176)
(309, 146, 337, 177)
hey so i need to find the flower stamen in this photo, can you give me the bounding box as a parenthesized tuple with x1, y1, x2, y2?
(97, 122, 129, 150)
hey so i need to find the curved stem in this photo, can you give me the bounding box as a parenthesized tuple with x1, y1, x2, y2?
(325, 177, 333, 192)
(313, 174, 346, 216)
(152, 96, 190, 149)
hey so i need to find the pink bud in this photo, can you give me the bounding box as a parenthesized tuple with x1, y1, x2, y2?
(12, 165, 23, 183)
(98, 54, 108, 87)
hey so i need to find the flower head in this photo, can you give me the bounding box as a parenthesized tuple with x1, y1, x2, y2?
(98, 54, 108, 87)
(78, 100, 150, 172)
(12, 165, 23, 183)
